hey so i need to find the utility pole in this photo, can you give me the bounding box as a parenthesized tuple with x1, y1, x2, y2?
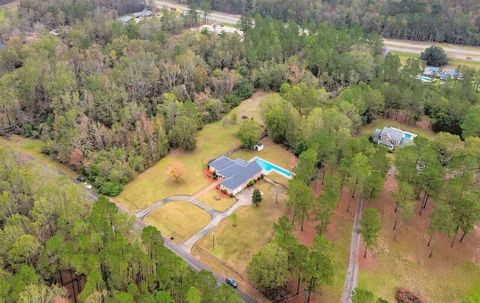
(212, 231, 215, 250)
(275, 184, 279, 205)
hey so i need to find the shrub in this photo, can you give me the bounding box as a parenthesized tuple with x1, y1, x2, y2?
(395, 288, 423, 303)
(420, 46, 449, 67)
(99, 181, 124, 197)
(234, 78, 254, 99)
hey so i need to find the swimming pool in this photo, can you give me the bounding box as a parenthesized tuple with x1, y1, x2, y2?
(254, 157, 293, 178)
(404, 133, 413, 139)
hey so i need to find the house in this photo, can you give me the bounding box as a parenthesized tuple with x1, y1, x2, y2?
(209, 156, 263, 195)
(371, 126, 416, 151)
(422, 66, 462, 81)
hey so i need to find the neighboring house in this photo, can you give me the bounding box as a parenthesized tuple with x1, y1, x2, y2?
(209, 156, 262, 195)
(422, 66, 462, 80)
(371, 126, 416, 151)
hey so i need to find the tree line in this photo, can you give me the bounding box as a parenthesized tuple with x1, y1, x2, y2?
(0, 146, 242, 302)
(186, 0, 480, 46)
(0, 5, 385, 196)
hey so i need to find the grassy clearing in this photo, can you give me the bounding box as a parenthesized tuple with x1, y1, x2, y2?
(0, 135, 77, 178)
(195, 181, 288, 274)
(144, 201, 211, 243)
(199, 188, 235, 212)
(116, 92, 271, 211)
(359, 117, 436, 139)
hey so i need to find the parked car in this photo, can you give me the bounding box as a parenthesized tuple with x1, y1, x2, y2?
(76, 176, 86, 182)
(84, 183, 93, 190)
(225, 277, 238, 288)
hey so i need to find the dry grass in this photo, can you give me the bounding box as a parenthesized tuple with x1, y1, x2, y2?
(198, 188, 236, 212)
(195, 181, 288, 275)
(143, 201, 211, 243)
(230, 137, 297, 171)
(357, 174, 480, 302)
(116, 92, 272, 211)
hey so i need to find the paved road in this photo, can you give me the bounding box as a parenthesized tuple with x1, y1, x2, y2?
(7, 145, 256, 303)
(384, 39, 480, 62)
(155, 0, 241, 24)
(156, 0, 480, 63)
(340, 197, 364, 303)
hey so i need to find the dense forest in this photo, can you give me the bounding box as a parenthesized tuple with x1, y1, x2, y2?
(187, 0, 480, 46)
(1, 0, 480, 301)
(0, 147, 242, 302)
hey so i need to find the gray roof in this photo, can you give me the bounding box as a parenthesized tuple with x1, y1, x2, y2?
(381, 127, 404, 142)
(218, 163, 243, 178)
(209, 156, 236, 171)
(372, 128, 382, 140)
(221, 161, 262, 191)
(234, 158, 248, 166)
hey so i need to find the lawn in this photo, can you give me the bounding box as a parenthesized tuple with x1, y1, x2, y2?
(195, 180, 288, 275)
(115, 92, 272, 211)
(229, 137, 297, 172)
(198, 188, 235, 212)
(357, 174, 480, 302)
(359, 117, 436, 139)
(143, 201, 211, 243)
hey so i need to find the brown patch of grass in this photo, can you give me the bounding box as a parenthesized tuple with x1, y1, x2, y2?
(195, 181, 288, 275)
(358, 174, 480, 302)
(144, 201, 211, 244)
(199, 188, 236, 212)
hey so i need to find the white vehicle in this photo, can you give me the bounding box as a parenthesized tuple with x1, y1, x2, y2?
(84, 183, 93, 190)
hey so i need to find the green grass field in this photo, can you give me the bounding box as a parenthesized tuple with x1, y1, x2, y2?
(144, 201, 211, 243)
(195, 181, 288, 274)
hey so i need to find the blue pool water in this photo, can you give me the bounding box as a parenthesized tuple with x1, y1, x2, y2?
(255, 157, 293, 178)
(404, 133, 413, 139)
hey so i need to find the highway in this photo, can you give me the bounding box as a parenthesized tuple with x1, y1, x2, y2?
(155, 0, 480, 63)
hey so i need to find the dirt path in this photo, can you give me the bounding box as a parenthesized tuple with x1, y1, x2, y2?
(340, 197, 364, 303)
